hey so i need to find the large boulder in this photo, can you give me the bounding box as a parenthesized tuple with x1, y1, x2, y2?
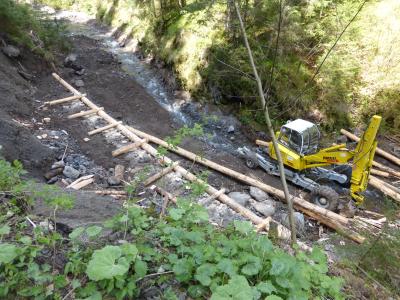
(250, 199, 276, 217)
(249, 186, 269, 202)
(228, 192, 252, 206)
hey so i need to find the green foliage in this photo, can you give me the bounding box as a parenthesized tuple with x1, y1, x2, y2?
(0, 0, 68, 58)
(0, 157, 343, 299)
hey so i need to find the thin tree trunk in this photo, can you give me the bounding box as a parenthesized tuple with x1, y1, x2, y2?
(234, 1, 297, 245)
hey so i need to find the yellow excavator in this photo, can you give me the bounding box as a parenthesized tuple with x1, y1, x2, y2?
(238, 115, 382, 211)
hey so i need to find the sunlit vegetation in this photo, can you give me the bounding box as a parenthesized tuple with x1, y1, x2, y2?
(35, 0, 400, 131)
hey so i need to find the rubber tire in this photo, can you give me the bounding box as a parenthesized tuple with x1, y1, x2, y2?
(246, 158, 258, 169)
(310, 186, 339, 211)
(333, 164, 352, 188)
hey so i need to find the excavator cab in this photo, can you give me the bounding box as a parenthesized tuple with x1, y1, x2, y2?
(278, 119, 321, 155)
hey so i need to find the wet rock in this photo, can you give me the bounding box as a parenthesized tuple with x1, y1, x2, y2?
(227, 125, 235, 133)
(282, 212, 305, 232)
(393, 146, 400, 156)
(2, 45, 20, 58)
(64, 53, 83, 71)
(228, 192, 251, 206)
(47, 176, 59, 184)
(63, 165, 80, 179)
(249, 186, 268, 202)
(75, 68, 85, 76)
(44, 167, 64, 180)
(51, 160, 65, 170)
(73, 79, 85, 88)
(250, 199, 276, 217)
(107, 176, 121, 186)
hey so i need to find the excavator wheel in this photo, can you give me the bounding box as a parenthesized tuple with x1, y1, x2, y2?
(310, 186, 339, 211)
(245, 155, 259, 169)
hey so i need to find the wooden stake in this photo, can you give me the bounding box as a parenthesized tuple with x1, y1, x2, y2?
(234, 1, 297, 245)
(341, 129, 400, 167)
(112, 138, 148, 157)
(88, 121, 122, 136)
(144, 162, 179, 186)
(68, 107, 104, 119)
(45, 94, 86, 105)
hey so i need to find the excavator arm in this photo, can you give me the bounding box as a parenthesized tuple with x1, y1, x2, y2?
(350, 115, 382, 204)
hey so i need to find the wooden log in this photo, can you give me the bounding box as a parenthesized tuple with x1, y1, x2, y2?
(369, 176, 400, 203)
(126, 125, 349, 225)
(370, 168, 390, 178)
(66, 175, 94, 189)
(150, 185, 177, 204)
(341, 129, 400, 167)
(95, 190, 127, 195)
(67, 107, 104, 119)
(112, 138, 148, 157)
(305, 209, 365, 244)
(45, 94, 85, 105)
(256, 140, 270, 147)
(52, 73, 364, 243)
(372, 160, 400, 178)
(69, 178, 94, 190)
(144, 162, 179, 186)
(88, 121, 122, 136)
(203, 188, 226, 202)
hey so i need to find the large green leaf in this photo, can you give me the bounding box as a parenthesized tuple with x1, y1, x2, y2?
(86, 226, 102, 238)
(0, 225, 10, 236)
(0, 243, 18, 264)
(69, 227, 85, 240)
(211, 275, 255, 300)
(217, 258, 237, 276)
(86, 245, 130, 281)
(195, 263, 217, 286)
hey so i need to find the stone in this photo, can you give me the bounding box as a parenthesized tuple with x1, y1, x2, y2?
(63, 166, 80, 179)
(74, 79, 85, 88)
(228, 192, 251, 206)
(64, 53, 83, 71)
(249, 186, 268, 202)
(282, 212, 305, 232)
(227, 125, 235, 133)
(107, 176, 121, 186)
(44, 167, 64, 180)
(47, 176, 59, 184)
(393, 146, 400, 156)
(250, 199, 276, 217)
(75, 68, 85, 76)
(43, 117, 51, 123)
(2, 45, 20, 58)
(51, 160, 65, 170)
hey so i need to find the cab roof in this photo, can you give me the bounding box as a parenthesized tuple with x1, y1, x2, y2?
(282, 119, 316, 133)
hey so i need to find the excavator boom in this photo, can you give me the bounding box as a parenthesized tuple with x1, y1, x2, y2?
(350, 115, 382, 203)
